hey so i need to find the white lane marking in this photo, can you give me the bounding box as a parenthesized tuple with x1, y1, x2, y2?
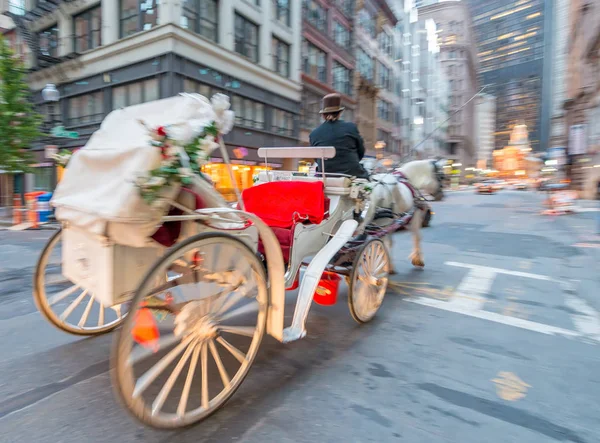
(445, 261, 555, 282)
(407, 297, 581, 340)
(445, 267, 496, 312)
(564, 295, 600, 341)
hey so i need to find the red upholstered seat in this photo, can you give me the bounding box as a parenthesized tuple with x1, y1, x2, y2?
(242, 181, 329, 264)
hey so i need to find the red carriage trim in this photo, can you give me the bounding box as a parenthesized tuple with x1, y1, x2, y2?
(241, 180, 327, 228)
(242, 181, 329, 264)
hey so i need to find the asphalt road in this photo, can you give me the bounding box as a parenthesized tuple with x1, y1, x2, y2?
(0, 190, 599, 443)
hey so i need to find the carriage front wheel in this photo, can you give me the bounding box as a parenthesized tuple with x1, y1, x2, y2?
(33, 229, 127, 335)
(112, 232, 268, 429)
(348, 238, 390, 324)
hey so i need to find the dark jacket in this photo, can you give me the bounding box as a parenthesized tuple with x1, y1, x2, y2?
(309, 120, 369, 178)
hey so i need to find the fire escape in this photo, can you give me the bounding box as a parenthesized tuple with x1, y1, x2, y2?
(6, 0, 80, 72)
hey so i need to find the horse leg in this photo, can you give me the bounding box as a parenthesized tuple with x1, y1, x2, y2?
(409, 209, 425, 268)
(384, 235, 397, 274)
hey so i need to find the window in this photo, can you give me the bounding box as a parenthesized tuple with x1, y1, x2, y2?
(120, 0, 159, 37)
(303, 0, 328, 33)
(74, 7, 102, 53)
(231, 96, 265, 129)
(394, 107, 401, 125)
(358, 9, 375, 38)
(273, 0, 290, 26)
(333, 61, 351, 96)
(234, 14, 259, 62)
(272, 108, 294, 136)
(272, 37, 290, 77)
(377, 62, 390, 90)
(357, 48, 374, 81)
(112, 78, 159, 109)
(38, 26, 59, 57)
(449, 50, 456, 59)
(68, 91, 104, 125)
(181, 0, 218, 42)
(378, 32, 393, 57)
(301, 91, 321, 129)
(302, 40, 327, 83)
(333, 21, 351, 51)
(377, 100, 391, 121)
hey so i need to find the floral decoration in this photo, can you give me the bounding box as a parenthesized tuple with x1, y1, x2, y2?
(134, 93, 235, 205)
(51, 149, 73, 167)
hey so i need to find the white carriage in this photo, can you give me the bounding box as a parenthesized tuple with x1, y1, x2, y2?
(35, 93, 397, 428)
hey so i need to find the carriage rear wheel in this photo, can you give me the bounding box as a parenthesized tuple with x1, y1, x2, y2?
(348, 239, 389, 324)
(112, 232, 267, 429)
(33, 229, 127, 335)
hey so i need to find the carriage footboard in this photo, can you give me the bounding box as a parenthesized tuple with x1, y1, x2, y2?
(282, 219, 358, 343)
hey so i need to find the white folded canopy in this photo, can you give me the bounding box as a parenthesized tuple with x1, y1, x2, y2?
(52, 94, 226, 247)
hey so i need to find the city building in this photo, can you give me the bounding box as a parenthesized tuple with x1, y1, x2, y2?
(563, 0, 600, 198)
(549, 0, 570, 158)
(492, 123, 537, 178)
(418, 0, 479, 167)
(355, 0, 398, 158)
(465, 0, 554, 155)
(299, 0, 356, 158)
(475, 92, 496, 169)
(393, 0, 449, 159)
(1, 0, 302, 201)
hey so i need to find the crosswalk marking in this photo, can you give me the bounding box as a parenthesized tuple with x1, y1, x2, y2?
(445, 267, 496, 312)
(399, 261, 600, 345)
(408, 296, 580, 339)
(564, 295, 600, 342)
(445, 261, 555, 282)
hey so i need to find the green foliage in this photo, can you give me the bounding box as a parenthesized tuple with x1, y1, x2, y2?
(0, 35, 42, 173)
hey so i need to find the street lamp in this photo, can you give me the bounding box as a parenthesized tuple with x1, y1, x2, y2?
(42, 84, 60, 102)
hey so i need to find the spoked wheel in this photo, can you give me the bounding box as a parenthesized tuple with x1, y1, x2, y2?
(112, 232, 267, 429)
(33, 229, 127, 335)
(348, 238, 389, 324)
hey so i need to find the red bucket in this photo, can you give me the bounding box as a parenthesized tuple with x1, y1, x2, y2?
(313, 271, 341, 306)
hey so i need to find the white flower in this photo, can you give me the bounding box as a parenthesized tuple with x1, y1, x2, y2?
(147, 176, 167, 188)
(197, 135, 219, 154)
(215, 110, 235, 135)
(211, 93, 231, 115)
(134, 175, 150, 187)
(160, 157, 176, 168)
(178, 167, 193, 177)
(166, 145, 180, 157)
(196, 151, 210, 167)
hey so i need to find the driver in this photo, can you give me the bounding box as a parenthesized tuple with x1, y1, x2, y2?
(309, 93, 369, 179)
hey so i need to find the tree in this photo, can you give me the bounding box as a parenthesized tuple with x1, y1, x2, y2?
(0, 35, 42, 173)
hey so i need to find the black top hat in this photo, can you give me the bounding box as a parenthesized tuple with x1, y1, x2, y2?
(319, 93, 346, 114)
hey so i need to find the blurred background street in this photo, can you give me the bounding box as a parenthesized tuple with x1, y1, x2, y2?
(1, 190, 599, 442)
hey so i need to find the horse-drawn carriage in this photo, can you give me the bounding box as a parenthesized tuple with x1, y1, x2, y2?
(35, 93, 442, 428)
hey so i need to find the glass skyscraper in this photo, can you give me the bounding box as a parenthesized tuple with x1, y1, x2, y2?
(466, 0, 553, 152)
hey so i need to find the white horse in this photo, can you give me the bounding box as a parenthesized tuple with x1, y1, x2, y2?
(362, 158, 445, 270)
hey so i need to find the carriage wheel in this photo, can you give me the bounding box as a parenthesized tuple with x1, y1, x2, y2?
(112, 232, 267, 429)
(33, 229, 127, 335)
(348, 239, 389, 324)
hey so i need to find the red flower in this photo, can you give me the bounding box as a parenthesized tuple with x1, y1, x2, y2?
(160, 144, 169, 159)
(157, 126, 167, 137)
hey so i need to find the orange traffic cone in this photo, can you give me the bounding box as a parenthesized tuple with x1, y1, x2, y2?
(132, 308, 160, 352)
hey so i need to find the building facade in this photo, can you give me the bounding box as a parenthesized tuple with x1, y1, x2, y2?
(475, 92, 496, 169)
(1, 0, 302, 200)
(563, 0, 600, 198)
(466, 0, 553, 154)
(299, 0, 356, 154)
(393, 0, 449, 159)
(549, 0, 569, 156)
(355, 0, 398, 158)
(418, 0, 479, 167)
